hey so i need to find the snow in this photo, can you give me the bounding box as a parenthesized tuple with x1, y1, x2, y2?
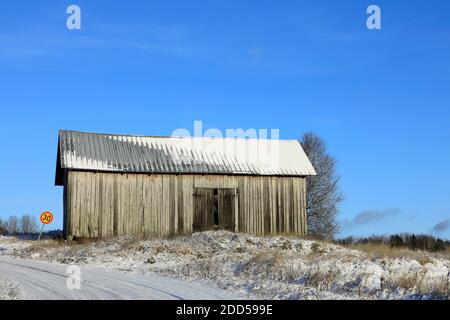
(0, 279, 19, 300)
(1, 232, 449, 300)
(0, 256, 242, 300)
(0, 235, 32, 255)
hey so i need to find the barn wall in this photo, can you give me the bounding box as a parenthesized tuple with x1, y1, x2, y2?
(65, 171, 307, 238)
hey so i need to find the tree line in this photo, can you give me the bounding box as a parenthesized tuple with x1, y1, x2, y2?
(0, 215, 39, 235)
(336, 234, 450, 253)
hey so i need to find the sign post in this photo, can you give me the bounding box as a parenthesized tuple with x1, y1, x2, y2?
(38, 211, 54, 241)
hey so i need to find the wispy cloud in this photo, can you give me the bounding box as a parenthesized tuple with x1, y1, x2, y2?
(289, 8, 358, 44)
(71, 35, 202, 56)
(92, 24, 191, 41)
(342, 208, 401, 229)
(0, 33, 54, 59)
(248, 46, 264, 61)
(432, 219, 450, 233)
(0, 23, 202, 66)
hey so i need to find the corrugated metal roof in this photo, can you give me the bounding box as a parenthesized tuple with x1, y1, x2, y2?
(56, 130, 316, 184)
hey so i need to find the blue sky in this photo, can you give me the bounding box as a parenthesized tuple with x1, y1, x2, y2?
(0, 1, 449, 239)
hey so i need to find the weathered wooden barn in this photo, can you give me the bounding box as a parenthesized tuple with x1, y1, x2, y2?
(55, 130, 316, 238)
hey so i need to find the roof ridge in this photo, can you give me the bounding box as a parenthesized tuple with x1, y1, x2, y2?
(58, 129, 300, 142)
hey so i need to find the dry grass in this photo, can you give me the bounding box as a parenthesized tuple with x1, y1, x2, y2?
(443, 246, 450, 257)
(387, 270, 449, 298)
(303, 265, 341, 291)
(0, 282, 19, 300)
(395, 271, 422, 290)
(343, 242, 450, 260)
(15, 232, 450, 265)
(348, 243, 412, 257)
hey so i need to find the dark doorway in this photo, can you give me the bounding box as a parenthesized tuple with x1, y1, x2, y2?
(217, 189, 236, 231)
(213, 189, 219, 227)
(193, 188, 236, 232)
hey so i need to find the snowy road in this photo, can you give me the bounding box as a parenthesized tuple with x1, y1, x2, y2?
(0, 256, 241, 300)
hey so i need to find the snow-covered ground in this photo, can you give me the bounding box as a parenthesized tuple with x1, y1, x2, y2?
(1, 232, 449, 300)
(0, 255, 242, 300)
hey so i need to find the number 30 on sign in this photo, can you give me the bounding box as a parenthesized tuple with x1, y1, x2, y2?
(40, 212, 54, 225)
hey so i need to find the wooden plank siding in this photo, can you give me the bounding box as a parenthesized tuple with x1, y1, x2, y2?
(64, 171, 308, 238)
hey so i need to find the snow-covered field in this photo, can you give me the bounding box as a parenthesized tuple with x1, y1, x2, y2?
(1, 232, 449, 300)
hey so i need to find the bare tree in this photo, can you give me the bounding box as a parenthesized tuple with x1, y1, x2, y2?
(300, 132, 344, 239)
(6, 216, 19, 235)
(20, 214, 38, 234)
(0, 218, 7, 235)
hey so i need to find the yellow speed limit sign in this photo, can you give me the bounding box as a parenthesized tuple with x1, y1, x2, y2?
(40, 212, 54, 225)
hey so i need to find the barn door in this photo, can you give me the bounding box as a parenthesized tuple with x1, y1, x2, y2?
(218, 189, 236, 231)
(193, 188, 215, 232)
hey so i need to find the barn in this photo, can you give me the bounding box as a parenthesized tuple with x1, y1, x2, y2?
(55, 130, 316, 239)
